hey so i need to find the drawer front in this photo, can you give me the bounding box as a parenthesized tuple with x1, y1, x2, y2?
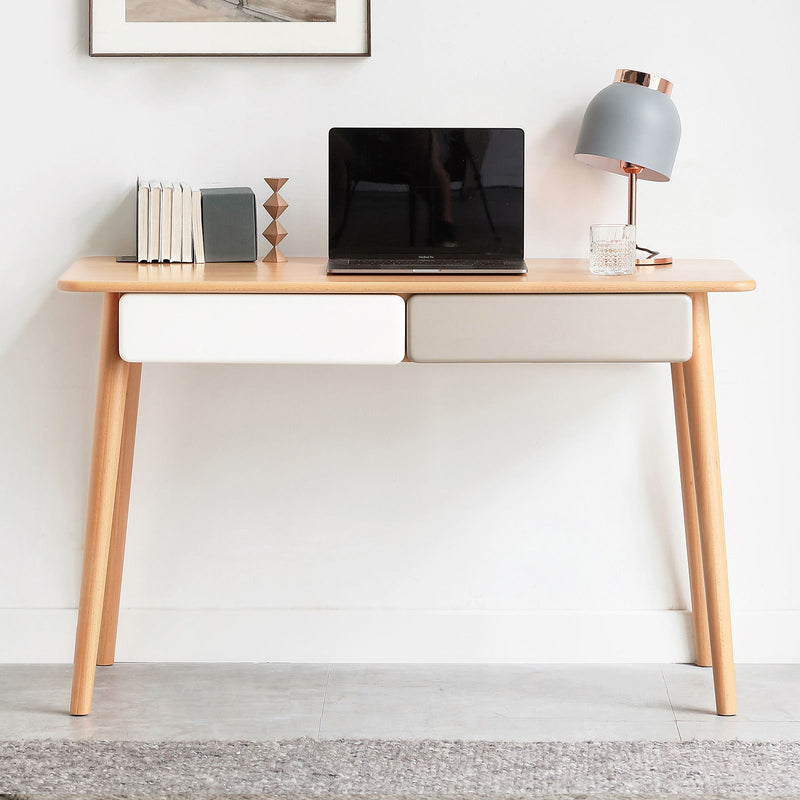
(119, 294, 406, 364)
(407, 294, 693, 363)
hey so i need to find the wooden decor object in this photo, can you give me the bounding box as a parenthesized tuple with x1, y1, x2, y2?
(263, 178, 288, 263)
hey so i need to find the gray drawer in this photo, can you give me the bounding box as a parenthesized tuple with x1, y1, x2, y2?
(406, 294, 693, 363)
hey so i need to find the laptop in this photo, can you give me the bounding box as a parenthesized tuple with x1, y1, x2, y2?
(327, 128, 526, 274)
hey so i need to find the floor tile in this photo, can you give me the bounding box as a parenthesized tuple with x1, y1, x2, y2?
(678, 720, 800, 741)
(320, 713, 680, 741)
(0, 663, 327, 740)
(322, 664, 674, 727)
(663, 663, 800, 721)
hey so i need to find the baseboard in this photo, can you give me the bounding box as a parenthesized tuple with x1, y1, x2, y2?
(2, 609, 799, 663)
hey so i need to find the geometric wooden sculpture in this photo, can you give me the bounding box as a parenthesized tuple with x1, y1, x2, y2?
(262, 178, 288, 263)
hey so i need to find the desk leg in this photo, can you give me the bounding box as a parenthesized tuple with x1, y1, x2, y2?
(70, 293, 130, 716)
(97, 361, 142, 667)
(670, 362, 712, 667)
(682, 292, 737, 716)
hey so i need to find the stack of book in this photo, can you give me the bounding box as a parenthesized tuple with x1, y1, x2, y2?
(136, 179, 204, 263)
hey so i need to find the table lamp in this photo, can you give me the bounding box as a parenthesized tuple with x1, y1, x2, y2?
(575, 69, 681, 266)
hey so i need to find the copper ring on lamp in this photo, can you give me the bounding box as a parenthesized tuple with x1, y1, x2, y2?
(614, 69, 673, 96)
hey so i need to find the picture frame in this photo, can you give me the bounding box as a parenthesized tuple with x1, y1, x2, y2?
(90, 0, 370, 57)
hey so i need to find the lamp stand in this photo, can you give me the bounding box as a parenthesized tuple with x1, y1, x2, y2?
(622, 162, 672, 267)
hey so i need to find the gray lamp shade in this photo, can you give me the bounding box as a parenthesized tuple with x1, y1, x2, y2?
(575, 76, 681, 182)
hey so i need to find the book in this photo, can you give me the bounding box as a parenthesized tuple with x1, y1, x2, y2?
(160, 182, 173, 262)
(136, 178, 198, 262)
(170, 182, 182, 263)
(136, 179, 149, 263)
(148, 180, 161, 262)
(181, 183, 193, 263)
(191, 189, 205, 264)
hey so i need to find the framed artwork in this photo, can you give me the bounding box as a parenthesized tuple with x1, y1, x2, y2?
(90, 0, 370, 56)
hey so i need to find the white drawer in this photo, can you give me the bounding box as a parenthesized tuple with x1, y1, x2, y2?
(118, 294, 406, 364)
(407, 294, 693, 363)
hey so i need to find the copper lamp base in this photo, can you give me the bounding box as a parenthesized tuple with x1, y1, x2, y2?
(637, 255, 672, 267)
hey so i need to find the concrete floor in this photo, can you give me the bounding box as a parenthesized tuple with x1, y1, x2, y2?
(2, 664, 800, 742)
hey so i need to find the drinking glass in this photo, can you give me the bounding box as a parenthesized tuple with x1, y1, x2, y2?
(589, 224, 636, 275)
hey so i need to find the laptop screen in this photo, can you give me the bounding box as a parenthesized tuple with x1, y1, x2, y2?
(329, 128, 524, 260)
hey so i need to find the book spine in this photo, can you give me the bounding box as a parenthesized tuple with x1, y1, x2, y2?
(137, 181, 149, 263)
(181, 184, 193, 263)
(148, 182, 161, 262)
(160, 185, 172, 262)
(192, 190, 205, 264)
(170, 182, 182, 263)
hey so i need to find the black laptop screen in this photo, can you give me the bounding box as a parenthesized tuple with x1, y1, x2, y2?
(329, 128, 524, 259)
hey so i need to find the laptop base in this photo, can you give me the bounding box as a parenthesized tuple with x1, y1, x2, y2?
(327, 259, 527, 275)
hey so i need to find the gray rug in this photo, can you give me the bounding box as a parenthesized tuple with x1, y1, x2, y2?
(2, 739, 800, 799)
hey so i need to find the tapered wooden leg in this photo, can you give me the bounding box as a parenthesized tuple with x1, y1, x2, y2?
(70, 293, 130, 716)
(670, 361, 712, 667)
(682, 292, 737, 716)
(97, 361, 142, 667)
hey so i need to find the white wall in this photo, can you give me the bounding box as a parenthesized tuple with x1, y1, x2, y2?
(2, 0, 798, 663)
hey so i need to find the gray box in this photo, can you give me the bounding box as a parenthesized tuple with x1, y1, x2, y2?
(201, 187, 257, 262)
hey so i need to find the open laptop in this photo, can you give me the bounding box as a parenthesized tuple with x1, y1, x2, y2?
(327, 128, 526, 274)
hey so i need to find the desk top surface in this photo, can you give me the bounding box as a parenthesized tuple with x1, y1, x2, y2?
(59, 257, 756, 294)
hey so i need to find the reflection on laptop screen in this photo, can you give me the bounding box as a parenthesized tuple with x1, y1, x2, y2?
(329, 128, 524, 260)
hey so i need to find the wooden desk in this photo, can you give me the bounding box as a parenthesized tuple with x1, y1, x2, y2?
(58, 257, 756, 717)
